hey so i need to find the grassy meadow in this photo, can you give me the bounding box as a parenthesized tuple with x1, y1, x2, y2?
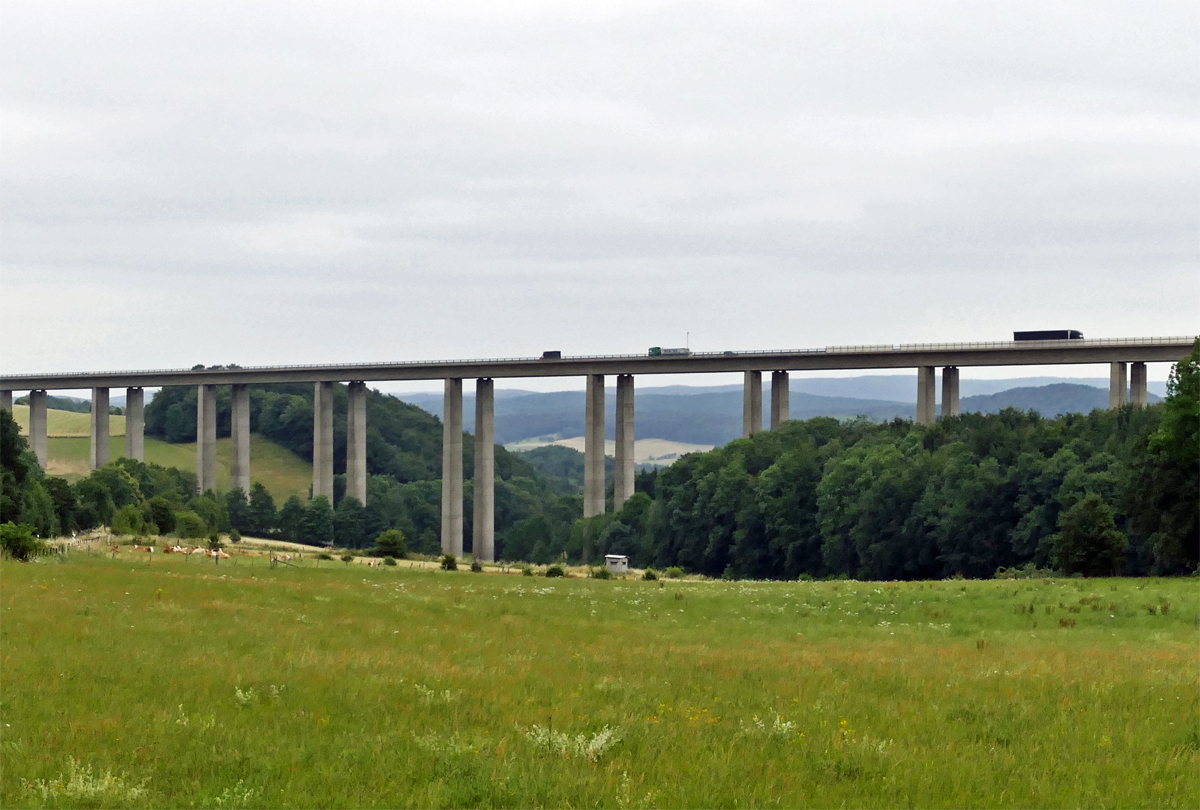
(16, 432, 312, 503)
(0, 553, 1196, 809)
(10, 405, 126, 438)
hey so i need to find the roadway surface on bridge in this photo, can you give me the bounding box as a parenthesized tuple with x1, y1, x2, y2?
(0, 336, 1192, 391)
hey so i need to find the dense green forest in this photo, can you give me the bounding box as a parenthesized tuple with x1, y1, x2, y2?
(4, 342, 1196, 578)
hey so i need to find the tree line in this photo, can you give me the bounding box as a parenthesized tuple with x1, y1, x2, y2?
(4, 341, 1196, 578)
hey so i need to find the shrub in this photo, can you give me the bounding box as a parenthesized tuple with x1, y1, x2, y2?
(207, 533, 223, 551)
(470, 559, 483, 573)
(589, 567, 612, 579)
(372, 529, 408, 560)
(440, 554, 458, 571)
(383, 556, 397, 566)
(1, 522, 45, 561)
(110, 504, 143, 537)
(545, 564, 565, 578)
(665, 566, 684, 579)
(521, 566, 534, 577)
(341, 554, 354, 565)
(317, 552, 333, 560)
(229, 529, 241, 544)
(174, 511, 207, 540)
(642, 569, 658, 581)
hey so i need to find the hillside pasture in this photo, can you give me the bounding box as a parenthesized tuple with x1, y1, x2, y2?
(0, 556, 1195, 808)
(31, 434, 312, 503)
(10, 403, 126, 437)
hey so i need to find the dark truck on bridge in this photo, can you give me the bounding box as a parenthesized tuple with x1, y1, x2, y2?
(1014, 330, 1084, 341)
(648, 347, 690, 356)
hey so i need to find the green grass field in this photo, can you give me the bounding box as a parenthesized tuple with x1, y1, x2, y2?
(10, 404, 126, 438)
(31, 434, 311, 504)
(1, 555, 1195, 808)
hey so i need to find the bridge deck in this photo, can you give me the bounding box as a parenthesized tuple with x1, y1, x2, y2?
(1, 336, 1193, 391)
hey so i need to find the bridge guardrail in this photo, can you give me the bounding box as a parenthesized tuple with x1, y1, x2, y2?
(2, 336, 1194, 381)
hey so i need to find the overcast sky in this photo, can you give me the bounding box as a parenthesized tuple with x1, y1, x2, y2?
(2, 0, 1196, 393)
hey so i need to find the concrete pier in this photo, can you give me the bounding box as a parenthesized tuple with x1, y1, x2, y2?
(230, 384, 250, 494)
(196, 385, 216, 491)
(312, 381, 334, 501)
(124, 387, 144, 461)
(940, 367, 960, 419)
(441, 378, 464, 556)
(770, 371, 789, 430)
(614, 374, 635, 511)
(90, 387, 110, 470)
(28, 390, 47, 467)
(743, 371, 763, 437)
(472, 378, 495, 562)
(0, 390, 11, 412)
(346, 382, 368, 504)
(1109, 362, 1128, 409)
(1130, 362, 1148, 407)
(584, 374, 606, 518)
(916, 366, 936, 425)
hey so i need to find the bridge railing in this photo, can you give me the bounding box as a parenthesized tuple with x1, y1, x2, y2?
(3, 336, 1193, 381)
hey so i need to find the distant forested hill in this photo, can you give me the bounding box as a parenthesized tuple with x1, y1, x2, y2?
(961, 383, 1161, 417)
(400, 382, 1163, 446)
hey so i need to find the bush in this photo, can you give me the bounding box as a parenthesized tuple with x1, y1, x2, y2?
(521, 566, 534, 577)
(383, 556, 397, 566)
(317, 552, 333, 561)
(665, 566, 684, 579)
(110, 504, 143, 537)
(589, 567, 612, 579)
(229, 528, 241, 544)
(470, 559, 483, 572)
(341, 554, 354, 565)
(642, 569, 658, 581)
(0, 522, 45, 561)
(545, 564, 565, 578)
(207, 533, 223, 551)
(174, 510, 207, 540)
(372, 529, 408, 560)
(440, 554, 458, 571)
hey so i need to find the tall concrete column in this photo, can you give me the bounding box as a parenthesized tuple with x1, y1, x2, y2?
(0, 390, 11, 412)
(312, 381, 334, 501)
(230, 384, 250, 494)
(472, 378, 494, 562)
(743, 371, 763, 437)
(90, 387, 110, 470)
(584, 374, 606, 518)
(614, 374, 635, 511)
(916, 366, 936, 425)
(346, 382, 367, 505)
(940, 367, 960, 419)
(1130, 362, 1148, 408)
(195, 384, 216, 492)
(770, 371, 790, 430)
(28, 390, 48, 468)
(441, 378, 464, 556)
(1109, 362, 1128, 409)
(124, 387, 145, 462)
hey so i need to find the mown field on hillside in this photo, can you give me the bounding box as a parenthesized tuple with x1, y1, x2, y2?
(1, 555, 1195, 809)
(10, 404, 127, 437)
(16, 434, 311, 504)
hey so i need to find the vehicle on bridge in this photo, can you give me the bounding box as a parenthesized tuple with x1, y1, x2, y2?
(541, 351, 561, 360)
(648, 347, 690, 357)
(1014, 330, 1084, 341)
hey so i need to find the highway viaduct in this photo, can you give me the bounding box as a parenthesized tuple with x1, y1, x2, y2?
(1, 336, 1192, 562)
